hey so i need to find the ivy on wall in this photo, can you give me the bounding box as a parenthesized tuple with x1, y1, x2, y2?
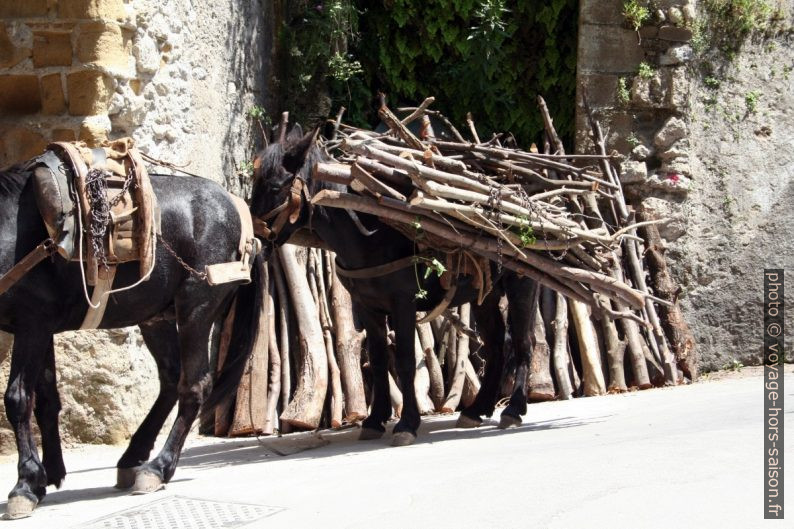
(277, 0, 578, 147)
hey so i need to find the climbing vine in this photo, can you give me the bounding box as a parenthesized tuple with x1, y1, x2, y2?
(276, 0, 578, 147)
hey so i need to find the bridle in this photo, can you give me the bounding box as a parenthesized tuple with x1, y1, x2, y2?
(252, 174, 312, 242)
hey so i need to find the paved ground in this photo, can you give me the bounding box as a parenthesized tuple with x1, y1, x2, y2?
(0, 368, 791, 528)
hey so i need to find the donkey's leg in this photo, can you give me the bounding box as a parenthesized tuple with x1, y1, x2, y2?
(359, 309, 391, 440)
(457, 290, 506, 428)
(115, 320, 180, 489)
(3, 331, 50, 519)
(32, 338, 66, 489)
(390, 298, 420, 446)
(499, 276, 535, 429)
(131, 305, 214, 494)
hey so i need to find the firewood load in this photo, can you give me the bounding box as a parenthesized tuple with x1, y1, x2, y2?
(211, 94, 697, 437)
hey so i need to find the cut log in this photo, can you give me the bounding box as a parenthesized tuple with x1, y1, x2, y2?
(229, 263, 270, 436)
(278, 244, 328, 429)
(528, 288, 556, 401)
(329, 260, 368, 422)
(262, 275, 280, 435)
(441, 303, 470, 412)
(570, 300, 606, 396)
(272, 255, 293, 432)
(417, 318, 444, 410)
(413, 331, 435, 414)
(214, 302, 237, 436)
(549, 292, 574, 400)
(637, 214, 698, 380)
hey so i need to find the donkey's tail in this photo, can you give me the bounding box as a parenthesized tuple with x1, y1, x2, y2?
(202, 253, 265, 415)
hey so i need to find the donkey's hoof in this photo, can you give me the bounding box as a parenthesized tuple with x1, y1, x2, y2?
(391, 432, 416, 447)
(498, 413, 522, 429)
(3, 495, 37, 520)
(130, 471, 165, 495)
(115, 467, 138, 490)
(455, 414, 482, 429)
(359, 427, 385, 441)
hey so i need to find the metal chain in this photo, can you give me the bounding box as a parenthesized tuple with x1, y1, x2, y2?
(159, 235, 208, 281)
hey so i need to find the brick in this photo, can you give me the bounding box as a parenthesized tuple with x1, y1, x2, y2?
(578, 24, 645, 74)
(579, 0, 624, 26)
(58, 0, 126, 21)
(52, 128, 77, 142)
(40, 73, 66, 115)
(32, 32, 73, 67)
(658, 25, 692, 42)
(66, 70, 113, 115)
(0, 0, 49, 18)
(0, 24, 31, 68)
(0, 127, 47, 167)
(75, 22, 128, 71)
(0, 75, 42, 115)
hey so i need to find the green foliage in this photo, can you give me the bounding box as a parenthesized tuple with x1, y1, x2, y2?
(617, 77, 631, 105)
(517, 223, 536, 248)
(623, 0, 650, 31)
(637, 61, 655, 79)
(703, 76, 721, 89)
(237, 160, 254, 178)
(348, 0, 579, 147)
(722, 358, 744, 371)
(700, 0, 783, 55)
(745, 90, 761, 113)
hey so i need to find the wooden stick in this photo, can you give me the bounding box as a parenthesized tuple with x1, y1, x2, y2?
(329, 259, 368, 422)
(413, 330, 436, 414)
(278, 244, 328, 429)
(400, 97, 435, 126)
(570, 300, 606, 396)
(528, 287, 555, 401)
(262, 274, 281, 435)
(272, 254, 292, 431)
(441, 303, 470, 412)
(550, 291, 574, 399)
(417, 318, 445, 411)
(229, 264, 270, 436)
(214, 302, 237, 436)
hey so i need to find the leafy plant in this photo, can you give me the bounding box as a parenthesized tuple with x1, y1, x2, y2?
(627, 132, 641, 148)
(515, 220, 536, 247)
(699, 0, 782, 55)
(637, 61, 655, 79)
(237, 160, 254, 178)
(623, 0, 650, 31)
(745, 90, 760, 113)
(723, 358, 744, 371)
(703, 76, 721, 89)
(617, 77, 631, 104)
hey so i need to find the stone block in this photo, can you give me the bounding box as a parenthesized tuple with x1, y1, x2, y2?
(578, 73, 620, 108)
(76, 21, 128, 71)
(0, 24, 31, 69)
(0, 0, 49, 18)
(40, 73, 66, 115)
(0, 127, 47, 167)
(66, 70, 113, 115)
(32, 31, 72, 67)
(0, 75, 42, 114)
(52, 128, 77, 142)
(79, 115, 111, 146)
(579, 0, 624, 25)
(631, 71, 673, 110)
(58, 0, 126, 21)
(654, 117, 688, 150)
(621, 160, 648, 184)
(658, 25, 692, 42)
(578, 24, 645, 74)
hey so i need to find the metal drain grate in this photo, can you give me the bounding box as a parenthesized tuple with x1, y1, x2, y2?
(77, 495, 284, 529)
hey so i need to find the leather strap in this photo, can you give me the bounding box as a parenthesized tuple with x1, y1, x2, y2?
(80, 265, 117, 329)
(335, 253, 430, 279)
(0, 240, 56, 296)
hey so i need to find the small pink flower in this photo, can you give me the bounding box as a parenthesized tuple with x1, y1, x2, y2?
(667, 172, 681, 184)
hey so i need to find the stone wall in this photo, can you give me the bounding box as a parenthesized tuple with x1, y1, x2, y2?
(577, 0, 793, 370)
(0, 0, 271, 453)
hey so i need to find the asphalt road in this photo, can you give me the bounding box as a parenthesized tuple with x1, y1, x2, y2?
(1, 367, 791, 528)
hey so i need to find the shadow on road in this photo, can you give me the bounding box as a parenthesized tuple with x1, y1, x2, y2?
(176, 413, 608, 471)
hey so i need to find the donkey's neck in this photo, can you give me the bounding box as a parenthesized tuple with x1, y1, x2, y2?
(311, 206, 412, 270)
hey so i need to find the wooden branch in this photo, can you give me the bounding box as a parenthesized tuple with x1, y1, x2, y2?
(417, 318, 445, 411)
(278, 244, 328, 429)
(262, 274, 281, 435)
(378, 103, 424, 151)
(400, 97, 435, 126)
(441, 303, 470, 412)
(528, 287, 555, 401)
(570, 300, 606, 396)
(550, 291, 574, 399)
(272, 254, 292, 430)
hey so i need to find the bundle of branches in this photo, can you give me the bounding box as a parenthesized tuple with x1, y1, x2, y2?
(211, 94, 697, 437)
(311, 95, 695, 394)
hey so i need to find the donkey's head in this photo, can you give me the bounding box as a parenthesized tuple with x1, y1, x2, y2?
(250, 123, 322, 248)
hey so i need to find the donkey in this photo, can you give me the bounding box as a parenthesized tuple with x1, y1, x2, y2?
(251, 125, 535, 446)
(0, 156, 263, 519)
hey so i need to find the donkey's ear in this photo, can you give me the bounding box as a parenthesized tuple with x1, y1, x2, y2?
(283, 128, 318, 173)
(286, 123, 304, 142)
